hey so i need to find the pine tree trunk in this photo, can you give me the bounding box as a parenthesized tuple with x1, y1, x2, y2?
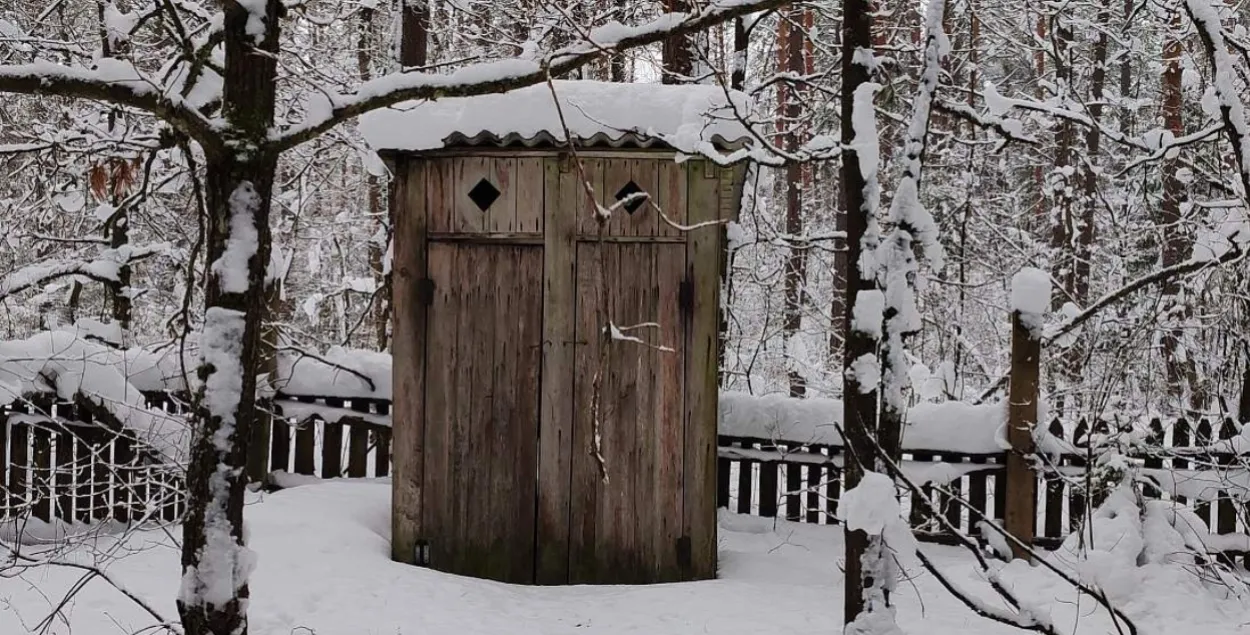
(662, 0, 694, 83)
(1160, 12, 1194, 406)
(399, 0, 429, 67)
(780, 8, 807, 397)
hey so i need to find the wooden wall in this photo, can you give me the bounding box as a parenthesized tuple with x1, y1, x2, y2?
(390, 149, 744, 585)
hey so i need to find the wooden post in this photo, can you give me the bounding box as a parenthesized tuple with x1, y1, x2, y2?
(1005, 308, 1041, 559)
(391, 157, 429, 565)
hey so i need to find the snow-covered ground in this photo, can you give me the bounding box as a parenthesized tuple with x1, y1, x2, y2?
(2, 480, 1246, 635)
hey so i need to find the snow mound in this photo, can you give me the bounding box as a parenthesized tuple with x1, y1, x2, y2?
(0, 331, 189, 459)
(718, 391, 1012, 454)
(274, 346, 393, 399)
(358, 80, 751, 155)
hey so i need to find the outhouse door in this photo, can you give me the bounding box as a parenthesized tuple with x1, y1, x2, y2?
(413, 156, 546, 584)
(393, 152, 736, 585)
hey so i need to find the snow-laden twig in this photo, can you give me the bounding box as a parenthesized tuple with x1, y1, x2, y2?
(1184, 0, 1250, 199)
(1, 541, 182, 634)
(976, 238, 1249, 403)
(273, 0, 794, 152)
(0, 244, 169, 302)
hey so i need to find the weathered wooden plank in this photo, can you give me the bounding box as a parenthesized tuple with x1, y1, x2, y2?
(425, 159, 453, 233)
(54, 428, 74, 522)
(1194, 419, 1214, 525)
(1043, 420, 1066, 540)
(322, 421, 344, 478)
(805, 463, 821, 524)
(940, 453, 963, 532)
(602, 157, 632, 237)
(9, 422, 28, 512)
(32, 425, 51, 522)
(374, 428, 391, 477)
(568, 241, 604, 583)
(736, 443, 754, 515)
(785, 451, 803, 521)
(270, 419, 291, 474)
(486, 157, 518, 233)
(0, 418, 7, 517)
(160, 468, 180, 521)
(511, 246, 544, 583)
(391, 158, 429, 564)
(716, 454, 731, 509)
(457, 245, 494, 579)
(421, 241, 458, 568)
(656, 159, 688, 238)
(482, 245, 542, 582)
(758, 460, 778, 518)
(825, 448, 841, 523)
(294, 422, 316, 476)
(589, 243, 635, 581)
(536, 157, 576, 584)
(574, 158, 606, 237)
(1004, 310, 1040, 559)
(515, 158, 545, 234)
(627, 158, 660, 236)
(653, 242, 687, 580)
(629, 243, 656, 579)
(347, 401, 371, 478)
(113, 434, 135, 522)
(683, 159, 722, 579)
(91, 431, 108, 520)
(453, 155, 491, 234)
(1170, 419, 1189, 508)
(909, 451, 935, 528)
(1216, 418, 1237, 535)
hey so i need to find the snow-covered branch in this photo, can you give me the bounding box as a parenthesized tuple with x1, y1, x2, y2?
(1184, 0, 1250, 199)
(272, 0, 792, 151)
(0, 244, 170, 302)
(0, 61, 219, 148)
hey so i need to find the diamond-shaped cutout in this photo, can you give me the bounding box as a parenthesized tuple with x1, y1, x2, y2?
(615, 180, 647, 215)
(468, 178, 501, 212)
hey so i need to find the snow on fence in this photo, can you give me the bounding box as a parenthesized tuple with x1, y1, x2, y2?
(0, 392, 187, 533)
(2, 336, 1245, 560)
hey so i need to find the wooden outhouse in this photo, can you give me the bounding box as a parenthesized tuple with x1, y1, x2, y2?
(361, 81, 748, 585)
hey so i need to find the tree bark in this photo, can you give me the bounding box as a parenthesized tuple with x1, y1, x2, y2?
(1159, 11, 1195, 406)
(99, 1, 132, 332)
(360, 2, 390, 350)
(399, 0, 429, 67)
(662, 0, 694, 83)
(780, 7, 808, 397)
(840, 0, 885, 625)
(730, 16, 747, 90)
(177, 3, 282, 634)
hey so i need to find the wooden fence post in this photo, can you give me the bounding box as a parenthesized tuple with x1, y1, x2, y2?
(1005, 303, 1042, 559)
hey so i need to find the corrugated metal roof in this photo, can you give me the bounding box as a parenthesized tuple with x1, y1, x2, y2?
(436, 130, 749, 150)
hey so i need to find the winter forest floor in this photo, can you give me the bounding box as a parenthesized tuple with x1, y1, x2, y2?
(1, 480, 1246, 635)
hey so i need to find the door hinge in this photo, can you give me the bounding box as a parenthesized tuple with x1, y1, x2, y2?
(415, 539, 431, 566)
(417, 278, 435, 307)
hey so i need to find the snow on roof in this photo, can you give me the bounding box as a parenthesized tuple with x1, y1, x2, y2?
(358, 80, 752, 155)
